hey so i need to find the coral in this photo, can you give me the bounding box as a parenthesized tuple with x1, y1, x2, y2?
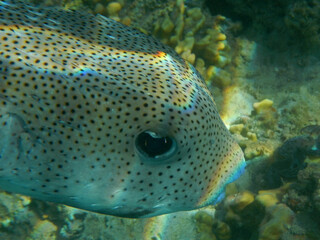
(258, 204, 294, 240)
(0, 203, 10, 227)
(206, 66, 231, 88)
(0, 192, 38, 239)
(253, 99, 274, 114)
(59, 208, 87, 238)
(199, 232, 217, 240)
(212, 220, 231, 240)
(285, 0, 320, 46)
(226, 191, 255, 213)
(243, 141, 274, 160)
(223, 191, 266, 238)
(219, 185, 298, 240)
(266, 132, 320, 188)
(185, 7, 205, 35)
(282, 189, 310, 212)
(194, 211, 217, 240)
(314, 180, 320, 212)
(107, 2, 122, 16)
(27, 220, 58, 240)
(246, 132, 257, 141)
(294, 161, 320, 213)
(194, 211, 233, 240)
(161, 13, 175, 35)
(206, 0, 320, 50)
(128, 0, 234, 87)
(256, 192, 279, 208)
(229, 123, 244, 135)
(301, 125, 320, 137)
(253, 99, 278, 128)
(63, 0, 84, 10)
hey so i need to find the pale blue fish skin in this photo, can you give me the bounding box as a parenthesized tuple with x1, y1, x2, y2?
(0, 0, 245, 218)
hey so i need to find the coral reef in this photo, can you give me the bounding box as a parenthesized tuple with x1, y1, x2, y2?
(253, 99, 274, 114)
(284, 161, 320, 213)
(148, 1, 233, 86)
(266, 126, 320, 188)
(28, 220, 57, 240)
(219, 188, 306, 240)
(258, 203, 294, 240)
(285, 0, 320, 46)
(205, 0, 320, 51)
(194, 211, 232, 240)
(218, 128, 320, 239)
(252, 99, 278, 128)
(0, 192, 56, 240)
(243, 141, 274, 160)
(226, 97, 278, 161)
(194, 211, 217, 240)
(209, 126, 320, 240)
(224, 190, 265, 234)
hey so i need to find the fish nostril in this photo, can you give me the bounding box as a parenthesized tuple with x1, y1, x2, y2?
(135, 131, 177, 164)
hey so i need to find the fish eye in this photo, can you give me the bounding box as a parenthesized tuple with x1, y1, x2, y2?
(135, 131, 177, 164)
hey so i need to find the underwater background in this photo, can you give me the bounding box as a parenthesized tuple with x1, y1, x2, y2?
(0, 0, 320, 239)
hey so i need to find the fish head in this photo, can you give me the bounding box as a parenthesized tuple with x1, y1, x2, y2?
(71, 53, 245, 218)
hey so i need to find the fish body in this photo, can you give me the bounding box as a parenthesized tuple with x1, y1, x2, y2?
(0, 0, 245, 218)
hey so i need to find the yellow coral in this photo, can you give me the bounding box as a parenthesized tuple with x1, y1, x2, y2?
(229, 124, 244, 134)
(195, 58, 206, 77)
(230, 191, 255, 212)
(244, 141, 273, 159)
(256, 192, 279, 208)
(195, 212, 218, 240)
(216, 42, 226, 51)
(27, 220, 57, 240)
(199, 232, 217, 240)
(107, 2, 122, 16)
(258, 204, 294, 240)
(246, 132, 257, 141)
(194, 211, 214, 226)
(185, 8, 205, 34)
(216, 33, 227, 41)
(213, 15, 226, 31)
(253, 99, 277, 127)
(161, 14, 175, 34)
(64, 0, 83, 10)
(206, 66, 231, 88)
(253, 99, 274, 113)
(225, 182, 239, 196)
(122, 16, 131, 26)
(175, 36, 195, 54)
(94, 3, 105, 14)
(180, 50, 196, 65)
(213, 221, 231, 240)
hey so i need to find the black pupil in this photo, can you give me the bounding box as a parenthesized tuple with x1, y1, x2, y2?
(136, 132, 173, 158)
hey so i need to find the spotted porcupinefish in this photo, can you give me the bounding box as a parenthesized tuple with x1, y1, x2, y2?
(0, 0, 245, 218)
